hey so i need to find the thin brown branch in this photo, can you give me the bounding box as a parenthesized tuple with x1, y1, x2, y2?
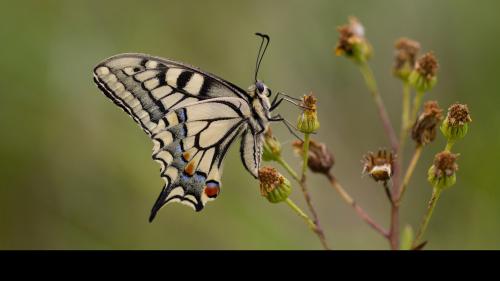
(326, 173, 389, 238)
(300, 174, 330, 250)
(396, 145, 424, 205)
(359, 63, 400, 153)
(276, 155, 330, 249)
(383, 181, 395, 206)
(359, 62, 401, 249)
(298, 134, 330, 249)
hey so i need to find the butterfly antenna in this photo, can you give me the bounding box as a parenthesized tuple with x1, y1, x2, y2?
(254, 32, 270, 82)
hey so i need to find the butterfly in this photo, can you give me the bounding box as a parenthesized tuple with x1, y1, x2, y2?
(93, 34, 295, 221)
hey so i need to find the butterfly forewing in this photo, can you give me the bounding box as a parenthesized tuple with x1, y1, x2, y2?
(93, 53, 264, 219)
(93, 53, 251, 135)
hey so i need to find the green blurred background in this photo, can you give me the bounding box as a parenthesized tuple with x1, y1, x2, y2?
(0, 0, 498, 249)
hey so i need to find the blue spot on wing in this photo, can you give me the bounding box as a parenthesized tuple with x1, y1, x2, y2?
(194, 172, 206, 183)
(206, 180, 220, 189)
(180, 173, 190, 182)
(177, 108, 187, 123)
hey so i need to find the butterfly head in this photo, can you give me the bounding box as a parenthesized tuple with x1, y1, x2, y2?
(248, 80, 272, 99)
(248, 81, 272, 121)
(256, 80, 272, 97)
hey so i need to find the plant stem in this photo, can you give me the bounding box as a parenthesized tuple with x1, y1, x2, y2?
(359, 61, 401, 249)
(358, 62, 399, 153)
(276, 157, 300, 182)
(388, 83, 412, 249)
(401, 81, 411, 141)
(410, 90, 425, 125)
(389, 200, 400, 250)
(301, 133, 311, 177)
(412, 187, 442, 248)
(298, 133, 330, 250)
(285, 198, 331, 249)
(399, 82, 411, 170)
(383, 181, 394, 206)
(284, 198, 319, 233)
(275, 146, 329, 249)
(445, 140, 455, 152)
(396, 145, 423, 205)
(327, 173, 389, 238)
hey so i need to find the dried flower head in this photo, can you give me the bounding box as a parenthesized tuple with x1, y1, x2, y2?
(428, 151, 459, 189)
(447, 103, 472, 126)
(258, 167, 291, 203)
(297, 93, 320, 134)
(393, 38, 421, 80)
(411, 100, 444, 145)
(335, 17, 372, 62)
(301, 94, 318, 111)
(292, 139, 334, 175)
(440, 103, 472, 142)
(409, 52, 439, 92)
(362, 150, 395, 182)
(262, 128, 282, 162)
(415, 52, 439, 79)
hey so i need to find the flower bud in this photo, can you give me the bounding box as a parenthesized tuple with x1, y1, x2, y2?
(440, 103, 472, 143)
(258, 167, 292, 203)
(262, 128, 282, 162)
(409, 52, 439, 92)
(393, 38, 421, 81)
(411, 100, 443, 145)
(427, 151, 459, 190)
(292, 139, 334, 175)
(362, 150, 395, 182)
(297, 94, 320, 134)
(335, 17, 373, 63)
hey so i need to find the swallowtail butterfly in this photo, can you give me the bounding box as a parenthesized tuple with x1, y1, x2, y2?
(93, 34, 290, 221)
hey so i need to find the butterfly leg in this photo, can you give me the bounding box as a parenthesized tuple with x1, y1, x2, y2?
(270, 92, 312, 111)
(269, 114, 304, 141)
(269, 96, 284, 111)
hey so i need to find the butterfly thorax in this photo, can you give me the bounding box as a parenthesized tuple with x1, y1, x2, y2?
(247, 83, 272, 130)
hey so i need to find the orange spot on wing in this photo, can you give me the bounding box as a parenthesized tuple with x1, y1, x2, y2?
(204, 185, 220, 198)
(184, 162, 195, 176)
(182, 151, 191, 161)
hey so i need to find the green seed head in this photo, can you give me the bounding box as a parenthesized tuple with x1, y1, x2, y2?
(427, 151, 459, 190)
(409, 52, 439, 92)
(334, 17, 372, 63)
(440, 103, 472, 143)
(262, 128, 282, 162)
(393, 38, 421, 81)
(411, 100, 443, 145)
(297, 94, 320, 134)
(258, 167, 292, 203)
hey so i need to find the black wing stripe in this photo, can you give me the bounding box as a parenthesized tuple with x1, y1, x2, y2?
(176, 71, 194, 90)
(215, 122, 247, 169)
(92, 76, 152, 135)
(115, 69, 164, 122)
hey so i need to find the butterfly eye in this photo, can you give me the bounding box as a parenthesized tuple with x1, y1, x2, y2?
(256, 81, 265, 94)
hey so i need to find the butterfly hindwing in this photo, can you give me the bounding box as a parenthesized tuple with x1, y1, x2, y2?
(148, 98, 252, 219)
(240, 128, 263, 179)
